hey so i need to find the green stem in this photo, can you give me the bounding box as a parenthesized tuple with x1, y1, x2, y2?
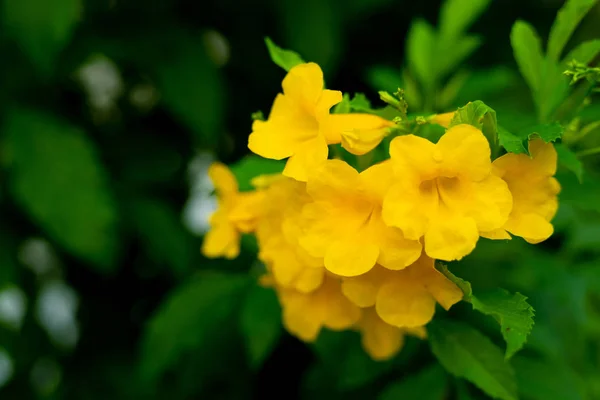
(576, 146, 600, 157)
(565, 120, 600, 145)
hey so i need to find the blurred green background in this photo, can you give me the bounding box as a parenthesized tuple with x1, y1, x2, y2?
(0, 0, 599, 398)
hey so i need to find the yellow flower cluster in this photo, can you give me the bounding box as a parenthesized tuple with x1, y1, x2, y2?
(202, 63, 560, 360)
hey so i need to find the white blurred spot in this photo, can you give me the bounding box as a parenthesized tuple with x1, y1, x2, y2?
(129, 83, 159, 112)
(0, 287, 27, 330)
(202, 30, 230, 67)
(182, 152, 218, 235)
(19, 238, 59, 275)
(0, 349, 13, 388)
(36, 281, 79, 349)
(30, 358, 61, 395)
(76, 55, 123, 118)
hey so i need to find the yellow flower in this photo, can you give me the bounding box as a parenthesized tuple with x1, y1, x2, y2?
(428, 112, 455, 128)
(487, 139, 560, 243)
(256, 176, 324, 293)
(382, 124, 513, 261)
(299, 159, 422, 277)
(275, 274, 362, 342)
(202, 162, 264, 259)
(248, 62, 398, 181)
(341, 255, 463, 328)
(355, 307, 426, 361)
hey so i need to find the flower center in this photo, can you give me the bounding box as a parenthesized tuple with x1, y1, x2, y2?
(419, 176, 461, 208)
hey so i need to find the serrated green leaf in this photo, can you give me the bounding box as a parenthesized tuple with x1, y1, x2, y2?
(140, 272, 249, 381)
(155, 37, 224, 147)
(512, 356, 586, 400)
(555, 143, 584, 182)
(239, 284, 282, 370)
(429, 320, 518, 400)
(547, 0, 599, 62)
(520, 122, 564, 144)
(332, 93, 351, 114)
(378, 364, 448, 400)
(264, 37, 305, 72)
(510, 21, 544, 93)
(1, 0, 81, 75)
(230, 155, 285, 192)
(498, 126, 528, 154)
(562, 39, 600, 68)
(449, 100, 498, 150)
(4, 108, 118, 271)
(407, 19, 437, 91)
(439, 0, 491, 39)
(471, 289, 535, 359)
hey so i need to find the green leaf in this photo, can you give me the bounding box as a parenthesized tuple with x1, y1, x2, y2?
(439, 0, 491, 39)
(538, 59, 570, 122)
(349, 93, 374, 112)
(438, 70, 470, 110)
(512, 356, 586, 400)
(230, 155, 286, 192)
(436, 263, 472, 299)
(449, 100, 498, 149)
(558, 170, 600, 212)
(366, 66, 403, 93)
(437, 35, 482, 81)
(3, 108, 118, 270)
(455, 67, 518, 105)
(264, 37, 305, 72)
(407, 19, 437, 91)
(547, 0, 599, 62)
(510, 21, 544, 93)
(378, 364, 448, 400)
(497, 126, 527, 154)
(139, 272, 249, 381)
(471, 289, 535, 359)
(562, 39, 600, 67)
(155, 36, 224, 147)
(239, 284, 282, 370)
(520, 122, 564, 144)
(429, 320, 518, 400)
(555, 143, 584, 182)
(332, 93, 351, 114)
(1, 0, 81, 75)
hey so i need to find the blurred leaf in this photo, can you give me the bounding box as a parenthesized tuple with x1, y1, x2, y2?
(140, 271, 249, 382)
(471, 289, 535, 359)
(558, 170, 600, 213)
(264, 37, 305, 72)
(449, 100, 498, 150)
(349, 93, 374, 112)
(512, 356, 586, 400)
(547, 0, 599, 62)
(332, 93, 351, 114)
(429, 320, 518, 400)
(1, 0, 81, 75)
(3, 108, 118, 270)
(277, 0, 342, 74)
(456, 380, 476, 400)
(407, 20, 437, 91)
(455, 67, 518, 105)
(378, 364, 448, 400)
(510, 21, 544, 93)
(562, 39, 600, 68)
(439, 0, 491, 40)
(519, 122, 564, 144)
(438, 70, 470, 110)
(128, 197, 193, 276)
(155, 37, 224, 147)
(555, 143, 584, 182)
(437, 35, 482, 81)
(239, 284, 282, 370)
(230, 155, 285, 191)
(538, 59, 570, 122)
(366, 66, 402, 93)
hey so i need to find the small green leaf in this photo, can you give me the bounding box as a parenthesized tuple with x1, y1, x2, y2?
(449, 100, 498, 150)
(332, 93, 351, 114)
(436, 263, 472, 299)
(366, 66, 402, 93)
(378, 364, 448, 400)
(510, 21, 544, 93)
(520, 122, 564, 144)
(349, 93, 374, 112)
(562, 39, 600, 68)
(547, 0, 599, 62)
(4, 108, 118, 270)
(512, 356, 586, 400)
(471, 289, 535, 359)
(439, 0, 491, 40)
(429, 320, 518, 400)
(436, 35, 482, 81)
(498, 126, 528, 154)
(1, 0, 81, 75)
(230, 155, 285, 191)
(555, 143, 584, 182)
(264, 37, 305, 72)
(239, 284, 282, 370)
(407, 19, 437, 91)
(438, 70, 470, 110)
(140, 272, 249, 381)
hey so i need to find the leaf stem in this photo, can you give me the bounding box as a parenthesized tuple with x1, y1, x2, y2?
(576, 146, 600, 157)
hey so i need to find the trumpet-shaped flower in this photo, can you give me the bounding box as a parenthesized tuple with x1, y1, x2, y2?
(428, 112, 455, 128)
(201, 162, 265, 259)
(488, 139, 560, 243)
(274, 274, 361, 342)
(355, 307, 426, 361)
(341, 255, 463, 328)
(382, 124, 513, 261)
(248, 62, 399, 181)
(299, 160, 422, 277)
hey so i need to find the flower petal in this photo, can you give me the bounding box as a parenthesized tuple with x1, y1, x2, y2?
(282, 63, 325, 105)
(209, 162, 238, 200)
(389, 134, 438, 179)
(357, 308, 405, 361)
(436, 124, 492, 181)
(504, 212, 554, 244)
(341, 266, 392, 307)
(282, 136, 329, 181)
(376, 273, 436, 328)
(424, 211, 479, 261)
(324, 235, 380, 277)
(327, 113, 394, 155)
(201, 213, 240, 259)
(411, 257, 463, 310)
(382, 180, 435, 241)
